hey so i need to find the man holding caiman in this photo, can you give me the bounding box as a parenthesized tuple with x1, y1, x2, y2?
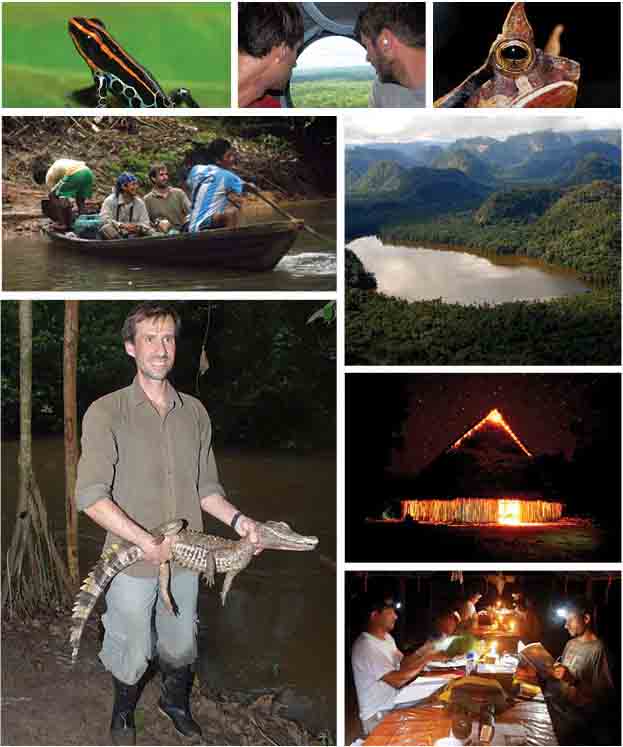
(75, 302, 261, 745)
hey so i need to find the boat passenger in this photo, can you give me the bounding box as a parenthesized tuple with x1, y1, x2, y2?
(354, 3, 426, 108)
(238, 3, 303, 107)
(144, 163, 190, 233)
(33, 157, 94, 231)
(186, 140, 250, 232)
(100, 173, 155, 240)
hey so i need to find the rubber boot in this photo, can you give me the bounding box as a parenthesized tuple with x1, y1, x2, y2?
(110, 675, 140, 746)
(158, 663, 202, 741)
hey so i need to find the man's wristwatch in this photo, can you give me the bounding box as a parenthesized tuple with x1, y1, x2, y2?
(230, 511, 243, 531)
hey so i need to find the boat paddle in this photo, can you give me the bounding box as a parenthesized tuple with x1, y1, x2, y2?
(245, 183, 335, 246)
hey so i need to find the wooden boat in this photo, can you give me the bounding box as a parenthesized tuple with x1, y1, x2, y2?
(42, 220, 304, 271)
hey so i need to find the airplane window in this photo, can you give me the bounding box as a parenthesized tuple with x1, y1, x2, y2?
(290, 36, 375, 107)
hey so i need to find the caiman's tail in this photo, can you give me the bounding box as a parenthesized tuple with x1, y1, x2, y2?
(70, 541, 144, 664)
(70, 520, 183, 663)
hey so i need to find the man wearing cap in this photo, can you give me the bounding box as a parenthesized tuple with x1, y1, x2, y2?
(100, 172, 154, 239)
(351, 594, 439, 736)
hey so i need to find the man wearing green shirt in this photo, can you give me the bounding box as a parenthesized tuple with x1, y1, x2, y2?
(75, 302, 260, 745)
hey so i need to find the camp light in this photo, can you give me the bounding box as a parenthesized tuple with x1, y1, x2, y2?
(556, 607, 568, 619)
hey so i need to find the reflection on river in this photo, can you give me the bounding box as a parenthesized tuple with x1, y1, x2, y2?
(3, 201, 336, 291)
(349, 236, 593, 305)
(1, 438, 336, 731)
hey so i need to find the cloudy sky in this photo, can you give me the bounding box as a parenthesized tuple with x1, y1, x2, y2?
(344, 112, 622, 145)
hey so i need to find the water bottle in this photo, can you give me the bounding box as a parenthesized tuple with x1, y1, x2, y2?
(466, 651, 476, 676)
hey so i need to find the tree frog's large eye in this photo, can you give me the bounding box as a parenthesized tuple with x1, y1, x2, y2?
(494, 40, 534, 74)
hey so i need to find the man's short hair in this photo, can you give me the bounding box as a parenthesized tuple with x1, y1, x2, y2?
(148, 163, 167, 182)
(122, 302, 182, 343)
(238, 2, 304, 58)
(359, 590, 399, 620)
(355, 3, 425, 49)
(567, 597, 595, 626)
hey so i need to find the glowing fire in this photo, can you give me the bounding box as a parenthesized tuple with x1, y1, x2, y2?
(498, 499, 521, 525)
(451, 408, 532, 457)
(402, 498, 563, 524)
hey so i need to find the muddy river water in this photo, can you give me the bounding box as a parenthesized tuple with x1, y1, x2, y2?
(349, 236, 593, 304)
(1, 437, 336, 731)
(3, 201, 336, 292)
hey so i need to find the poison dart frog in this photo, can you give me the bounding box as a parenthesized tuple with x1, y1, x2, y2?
(68, 17, 199, 108)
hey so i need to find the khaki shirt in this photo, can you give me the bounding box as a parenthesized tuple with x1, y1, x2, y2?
(99, 193, 152, 231)
(144, 187, 190, 228)
(75, 378, 225, 576)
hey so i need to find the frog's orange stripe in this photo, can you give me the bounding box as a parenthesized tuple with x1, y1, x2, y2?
(69, 18, 158, 93)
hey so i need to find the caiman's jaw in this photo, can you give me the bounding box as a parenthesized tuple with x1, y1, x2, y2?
(257, 521, 319, 551)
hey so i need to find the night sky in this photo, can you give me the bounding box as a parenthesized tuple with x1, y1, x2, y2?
(347, 373, 620, 476)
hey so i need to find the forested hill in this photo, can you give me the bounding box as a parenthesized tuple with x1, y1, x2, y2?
(346, 164, 490, 239)
(345, 129, 620, 366)
(382, 180, 621, 287)
(345, 129, 621, 285)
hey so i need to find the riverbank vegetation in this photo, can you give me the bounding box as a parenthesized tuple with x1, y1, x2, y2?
(2, 116, 336, 233)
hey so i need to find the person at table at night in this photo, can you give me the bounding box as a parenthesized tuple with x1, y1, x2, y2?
(543, 598, 617, 745)
(458, 589, 482, 631)
(351, 592, 439, 736)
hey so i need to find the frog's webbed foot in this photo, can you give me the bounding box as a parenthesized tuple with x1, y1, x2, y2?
(169, 88, 199, 108)
(94, 72, 110, 108)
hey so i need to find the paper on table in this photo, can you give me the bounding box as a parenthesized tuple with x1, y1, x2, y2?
(433, 722, 527, 746)
(394, 676, 449, 705)
(487, 722, 527, 745)
(426, 656, 469, 669)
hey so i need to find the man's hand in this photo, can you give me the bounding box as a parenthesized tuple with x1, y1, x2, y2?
(139, 533, 176, 566)
(552, 664, 574, 683)
(235, 515, 263, 555)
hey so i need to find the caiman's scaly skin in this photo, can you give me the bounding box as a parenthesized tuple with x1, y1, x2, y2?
(70, 520, 318, 663)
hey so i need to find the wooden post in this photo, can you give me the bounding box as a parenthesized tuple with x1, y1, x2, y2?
(399, 576, 407, 641)
(64, 301, 80, 586)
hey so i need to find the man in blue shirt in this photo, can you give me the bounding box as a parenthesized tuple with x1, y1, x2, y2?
(186, 139, 249, 232)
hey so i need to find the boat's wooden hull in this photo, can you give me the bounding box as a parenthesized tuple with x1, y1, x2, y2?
(43, 220, 303, 271)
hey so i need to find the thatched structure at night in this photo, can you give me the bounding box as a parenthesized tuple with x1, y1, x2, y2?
(402, 409, 563, 524)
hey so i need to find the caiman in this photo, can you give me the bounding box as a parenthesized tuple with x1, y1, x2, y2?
(70, 519, 318, 663)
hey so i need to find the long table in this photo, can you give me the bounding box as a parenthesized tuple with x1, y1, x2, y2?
(363, 678, 558, 746)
